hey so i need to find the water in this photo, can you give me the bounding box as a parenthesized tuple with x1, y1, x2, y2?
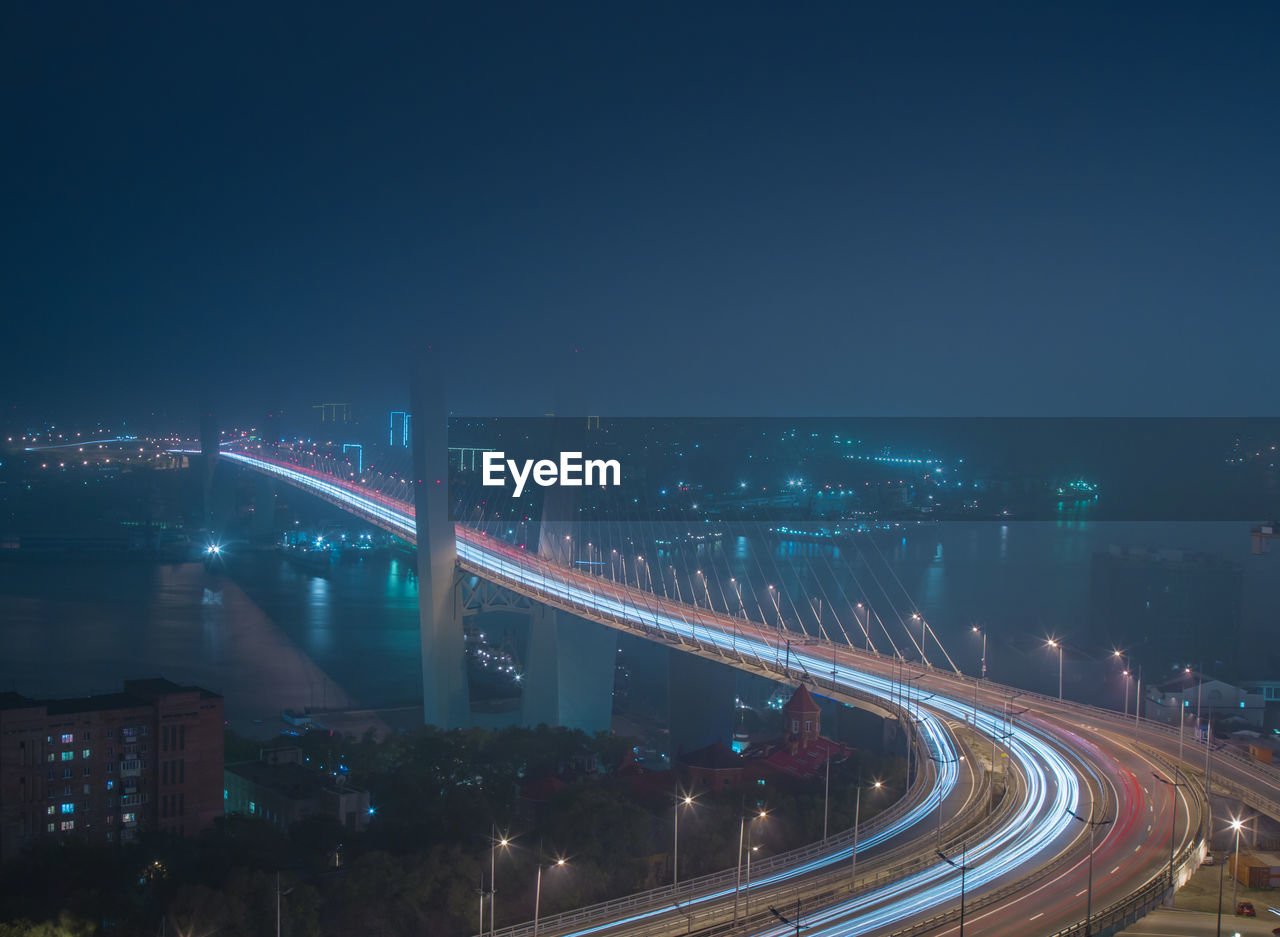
(0, 521, 1274, 732)
(0, 551, 424, 733)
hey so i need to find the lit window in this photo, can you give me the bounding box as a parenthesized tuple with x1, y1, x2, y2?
(60, 820, 74, 832)
(46, 753, 54, 763)
(60, 734, 73, 745)
(249, 801, 256, 814)
(106, 781, 114, 791)
(61, 803, 74, 814)
(47, 823, 55, 833)
(60, 752, 73, 762)
(46, 806, 55, 816)
(82, 749, 91, 759)
(121, 812, 135, 824)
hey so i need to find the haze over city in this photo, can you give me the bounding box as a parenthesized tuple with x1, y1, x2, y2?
(2, 5, 1279, 937)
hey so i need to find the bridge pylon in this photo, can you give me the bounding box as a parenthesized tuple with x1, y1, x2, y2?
(411, 375, 470, 729)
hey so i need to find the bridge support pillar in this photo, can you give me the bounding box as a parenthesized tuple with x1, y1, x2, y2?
(521, 607, 615, 733)
(199, 405, 219, 531)
(412, 376, 470, 729)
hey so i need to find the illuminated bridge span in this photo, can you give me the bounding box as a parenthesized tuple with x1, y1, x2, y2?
(211, 447, 1280, 937)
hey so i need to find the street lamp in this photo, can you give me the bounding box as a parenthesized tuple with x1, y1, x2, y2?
(1228, 815, 1245, 926)
(733, 809, 768, 924)
(1046, 638, 1063, 700)
(673, 792, 694, 887)
(696, 569, 712, 608)
(532, 855, 567, 937)
(972, 625, 987, 680)
(1113, 650, 1131, 717)
(489, 828, 510, 937)
(850, 779, 883, 890)
(936, 841, 972, 937)
(1068, 808, 1113, 936)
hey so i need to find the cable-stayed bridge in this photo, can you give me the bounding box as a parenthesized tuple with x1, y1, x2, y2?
(198, 441, 1280, 937)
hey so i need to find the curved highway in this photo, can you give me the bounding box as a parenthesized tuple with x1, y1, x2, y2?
(215, 449, 1263, 937)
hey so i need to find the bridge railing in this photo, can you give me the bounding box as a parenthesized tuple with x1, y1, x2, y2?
(478, 721, 937, 937)
(223, 451, 1280, 794)
(507, 762, 1009, 937)
(628, 756, 1028, 937)
(225, 456, 1256, 935)
(887, 775, 1203, 937)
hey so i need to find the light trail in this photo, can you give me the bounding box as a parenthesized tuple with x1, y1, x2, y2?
(220, 448, 1084, 937)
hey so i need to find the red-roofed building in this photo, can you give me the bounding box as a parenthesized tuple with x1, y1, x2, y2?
(677, 685, 849, 793)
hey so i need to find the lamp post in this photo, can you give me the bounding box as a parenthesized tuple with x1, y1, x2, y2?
(936, 842, 972, 937)
(746, 843, 761, 915)
(734, 810, 768, 925)
(1113, 650, 1130, 717)
(673, 792, 693, 887)
(850, 778, 883, 890)
(1068, 807, 1113, 936)
(971, 625, 987, 680)
(1046, 638, 1063, 699)
(823, 749, 830, 842)
(489, 827, 510, 937)
(1134, 663, 1143, 735)
(1229, 816, 1244, 924)
(768, 585, 782, 666)
(696, 570, 712, 609)
(1216, 841, 1225, 937)
(532, 855, 566, 937)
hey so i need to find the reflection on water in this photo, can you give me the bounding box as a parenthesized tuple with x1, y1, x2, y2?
(0, 521, 1275, 730)
(0, 553, 422, 732)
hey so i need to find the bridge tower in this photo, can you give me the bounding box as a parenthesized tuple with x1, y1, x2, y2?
(410, 375, 470, 729)
(521, 419, 616, 734)
(198, 405, 219, 530)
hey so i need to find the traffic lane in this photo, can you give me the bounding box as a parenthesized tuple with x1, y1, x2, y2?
(800, 715, 1083, 937)
(553, 737, 976, 937)
(928, 722, 1186, 937)
(592, 761, 980, 937)
(1117, 907, 1280, 935)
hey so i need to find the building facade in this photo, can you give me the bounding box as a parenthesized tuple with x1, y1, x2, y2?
(224, 747, 369, 833)
(0, 679, 223, 859)
(1142, 671, 1264, 729)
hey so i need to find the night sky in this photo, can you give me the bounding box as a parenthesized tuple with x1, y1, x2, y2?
(3, 3, 1278, 422)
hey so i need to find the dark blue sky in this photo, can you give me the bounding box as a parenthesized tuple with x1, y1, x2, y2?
(3, 3, 1278, 422)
